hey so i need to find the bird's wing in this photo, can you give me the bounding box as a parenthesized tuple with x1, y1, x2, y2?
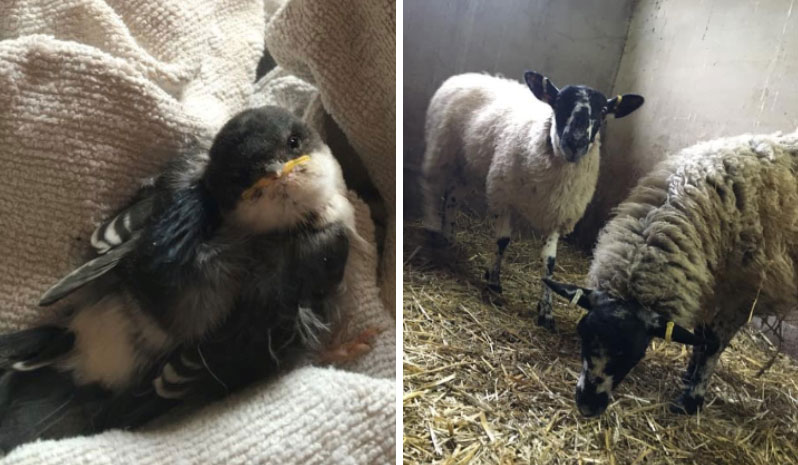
(151, 293, 301, 402)
(38, 235, 140, 306)
(87, 342, 247, 433)
(151, 346, 227, 400)
(90, 192, 155, 255)
(94, 228, 350, 428)
(39, 185, 156, 306)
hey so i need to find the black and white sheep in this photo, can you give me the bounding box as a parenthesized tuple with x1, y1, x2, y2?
(545, 130, 798, 416)
(421, 71, 643, 329)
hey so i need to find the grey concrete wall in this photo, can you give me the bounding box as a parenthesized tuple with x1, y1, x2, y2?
(403, 0, 634, 217)
(576, 0, 798, 244)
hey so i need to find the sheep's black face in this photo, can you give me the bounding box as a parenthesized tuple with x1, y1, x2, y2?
(575, 303, 650, 417)
(523, 70, 645, 163)
(552, 86, 608, 162)
(541, 278, 705, 417)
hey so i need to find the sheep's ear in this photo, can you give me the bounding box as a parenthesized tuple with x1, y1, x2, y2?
(646, 320, 705, 345)
(542, 278, 593, 310)
(524, 71, 559, 106)
(605, 94, 644, 118)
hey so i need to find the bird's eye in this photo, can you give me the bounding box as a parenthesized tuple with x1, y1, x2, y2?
(288, 135, 300, 149)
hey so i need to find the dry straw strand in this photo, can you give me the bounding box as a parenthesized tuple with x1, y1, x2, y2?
(403, 212, 798, 465)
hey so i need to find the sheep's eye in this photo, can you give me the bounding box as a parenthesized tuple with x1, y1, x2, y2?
(288, 135, 301, 149)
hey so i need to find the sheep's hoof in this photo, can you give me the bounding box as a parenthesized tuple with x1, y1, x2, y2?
(482, 269, 503, 294)
(481, 284, 505, 306)
(536, 302, 556, 331)
(424, 229, 450, 248)
(536, 314, 556, 331)
(669, 392, 703, 415)
(487, 283, 503, 293)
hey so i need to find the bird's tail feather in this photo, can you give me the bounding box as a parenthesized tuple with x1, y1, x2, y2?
(0, 369, 103, 453)
(0, 326, 74, 370)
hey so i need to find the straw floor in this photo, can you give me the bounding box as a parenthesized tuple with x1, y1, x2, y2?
(403, 212, 798, 465)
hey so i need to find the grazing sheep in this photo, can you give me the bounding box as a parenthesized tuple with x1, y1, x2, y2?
(421, 71, 644, 329)
(544, 130, 798, 416)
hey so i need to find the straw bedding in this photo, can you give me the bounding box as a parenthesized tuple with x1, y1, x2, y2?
(403, 212, 798, 465)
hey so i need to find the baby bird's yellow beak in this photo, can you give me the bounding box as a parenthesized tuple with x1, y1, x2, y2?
(241, 155, 311, 201)
(281, 154, 311, 175)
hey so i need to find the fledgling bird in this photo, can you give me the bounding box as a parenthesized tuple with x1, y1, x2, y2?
(0, 106, 365, 451)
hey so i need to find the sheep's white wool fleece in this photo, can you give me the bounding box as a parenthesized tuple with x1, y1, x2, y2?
(589, 131, 798, 327)
(0, 0, 395, 463)
(424, 73, 600, 235)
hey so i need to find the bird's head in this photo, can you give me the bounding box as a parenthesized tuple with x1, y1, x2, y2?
(203, 106, 345, 232)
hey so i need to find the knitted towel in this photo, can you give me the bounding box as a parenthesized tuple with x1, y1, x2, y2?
(266, 0, 397, 314)
(0, 0, 395, 463)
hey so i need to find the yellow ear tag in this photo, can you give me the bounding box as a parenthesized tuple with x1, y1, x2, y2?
(616, 94, 623, 106)
(664, 321, 675, 343)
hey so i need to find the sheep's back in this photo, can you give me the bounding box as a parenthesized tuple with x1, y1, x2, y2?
(589, 131, 798, 325)
(426, 73, 551, 183)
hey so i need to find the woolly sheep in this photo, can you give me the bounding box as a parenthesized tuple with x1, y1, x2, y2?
(545, 130, 798, 416)
(421, 71, 644, 329)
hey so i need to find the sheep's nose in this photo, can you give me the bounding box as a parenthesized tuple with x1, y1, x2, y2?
(562, 138, 587, 162)
(575, 387, 608, 417)
(578, 402, 601, 417)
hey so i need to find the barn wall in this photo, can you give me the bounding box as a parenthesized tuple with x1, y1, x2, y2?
(575, 0, 798, 246)
(402, 0, 635, 217)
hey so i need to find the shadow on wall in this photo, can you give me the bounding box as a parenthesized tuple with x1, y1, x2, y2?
(402, 0, 634, 219)
(573, 0, 798, 248)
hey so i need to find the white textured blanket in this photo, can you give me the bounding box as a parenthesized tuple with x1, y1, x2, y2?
(0, 0, 395, 463)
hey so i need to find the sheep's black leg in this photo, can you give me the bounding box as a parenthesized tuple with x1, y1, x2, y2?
(422, 185, 452, 248)
(421, 156, 453, 247)
(536, 232, 559, 331)
(441, 185, 464, 243)
(671, 325, 719, 414)
(670, 310, 747, 414)
(484, 212, 511, 293)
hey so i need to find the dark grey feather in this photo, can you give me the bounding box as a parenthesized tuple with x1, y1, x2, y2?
(0, 326, 70, 368)
(89, 222, 351, 431)
(38, 236, 139, 306)
(90, 193, 154, 255)
(12, 331, 75, 371)
(0, 369, 108, 453)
